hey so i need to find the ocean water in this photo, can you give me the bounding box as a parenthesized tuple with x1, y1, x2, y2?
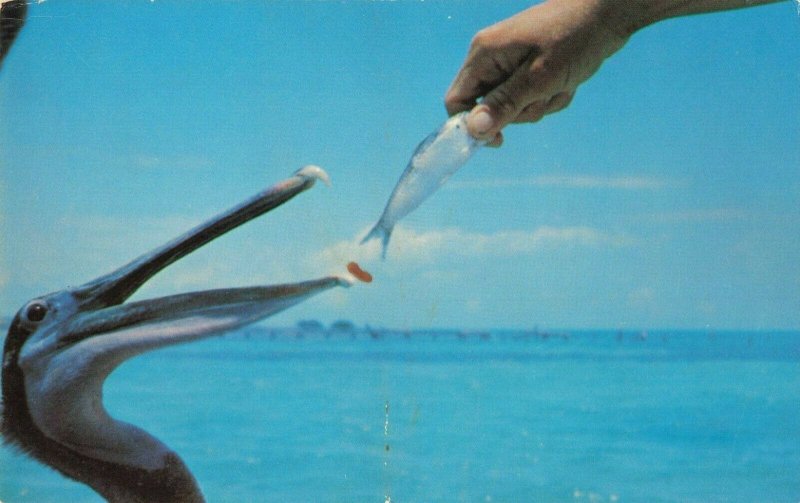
(1, 327, 798, 503)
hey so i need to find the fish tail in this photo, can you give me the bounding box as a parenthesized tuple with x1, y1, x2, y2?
(361, 222, 393, 259)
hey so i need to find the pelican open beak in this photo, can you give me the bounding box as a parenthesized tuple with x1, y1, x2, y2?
(3, 166, 363, 480)
(18, 166, 350, 372)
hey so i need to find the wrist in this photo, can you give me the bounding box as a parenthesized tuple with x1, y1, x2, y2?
(593, 0, 657, 38)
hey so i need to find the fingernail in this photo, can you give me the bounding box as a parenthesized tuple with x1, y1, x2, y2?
(469, 106, 494, 135)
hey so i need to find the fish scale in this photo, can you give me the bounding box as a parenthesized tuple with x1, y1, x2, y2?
(362, 112, 485, 258)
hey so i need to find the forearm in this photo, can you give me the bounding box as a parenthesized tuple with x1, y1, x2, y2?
(602, 0, 787, 35)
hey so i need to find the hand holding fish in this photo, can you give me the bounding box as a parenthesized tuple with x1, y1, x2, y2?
(445, 0, 628, 144)
(445, 0, 783, 144)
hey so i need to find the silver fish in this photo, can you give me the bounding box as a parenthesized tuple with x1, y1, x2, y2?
(362, 112, 483, 258)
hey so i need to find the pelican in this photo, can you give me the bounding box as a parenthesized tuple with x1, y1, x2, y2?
(1, 167, 356, 502)
(1, 0, 28, 67)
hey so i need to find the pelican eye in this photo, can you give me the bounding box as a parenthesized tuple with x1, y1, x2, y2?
(24, 302, 48, 323)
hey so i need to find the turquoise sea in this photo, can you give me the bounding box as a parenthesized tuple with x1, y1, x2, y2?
(1, 325, 798, 503)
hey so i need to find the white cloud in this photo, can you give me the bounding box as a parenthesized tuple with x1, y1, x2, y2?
(308, 225, 634, 273)
(627, 286, 656, 307)
(639, 208, 747, 224)
(132, 153, 213, 171)
(448, 174, 674, 190)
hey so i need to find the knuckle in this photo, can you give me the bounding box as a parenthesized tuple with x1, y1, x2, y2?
(551, 92, 574, 112)
(519, 102, 545, 123)
(444, 85, 463, 103)
(529, 57, 563, 90)
(444, 90, 463, 113)
(470, 29, 489, 50)
(470, 27, 500, 52)
(444, 89, 456, 107)
(487, 86, 518, 117)
(517, 65, 538, 90)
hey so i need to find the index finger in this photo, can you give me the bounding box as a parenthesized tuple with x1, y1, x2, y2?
(444, 50, 514, 117)
(444, 63, 483, 116)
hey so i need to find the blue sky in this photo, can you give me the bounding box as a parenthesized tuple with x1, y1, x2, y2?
(1, 1, 798, 330)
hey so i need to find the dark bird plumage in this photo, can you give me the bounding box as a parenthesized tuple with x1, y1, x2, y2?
(0, 0, 26, 67)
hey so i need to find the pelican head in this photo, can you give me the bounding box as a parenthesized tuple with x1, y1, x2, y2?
(1, 167, 350, 502)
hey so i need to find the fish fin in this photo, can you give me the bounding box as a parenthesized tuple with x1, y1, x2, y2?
(361, 222, 393, 260)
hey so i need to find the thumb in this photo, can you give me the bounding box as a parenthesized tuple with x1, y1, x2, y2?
(466, 67, 534, 140)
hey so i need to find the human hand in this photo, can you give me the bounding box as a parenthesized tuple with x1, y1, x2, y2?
(445, 0, 632, 145)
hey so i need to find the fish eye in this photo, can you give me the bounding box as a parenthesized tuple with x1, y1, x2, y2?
(23, 301, 49, 323)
